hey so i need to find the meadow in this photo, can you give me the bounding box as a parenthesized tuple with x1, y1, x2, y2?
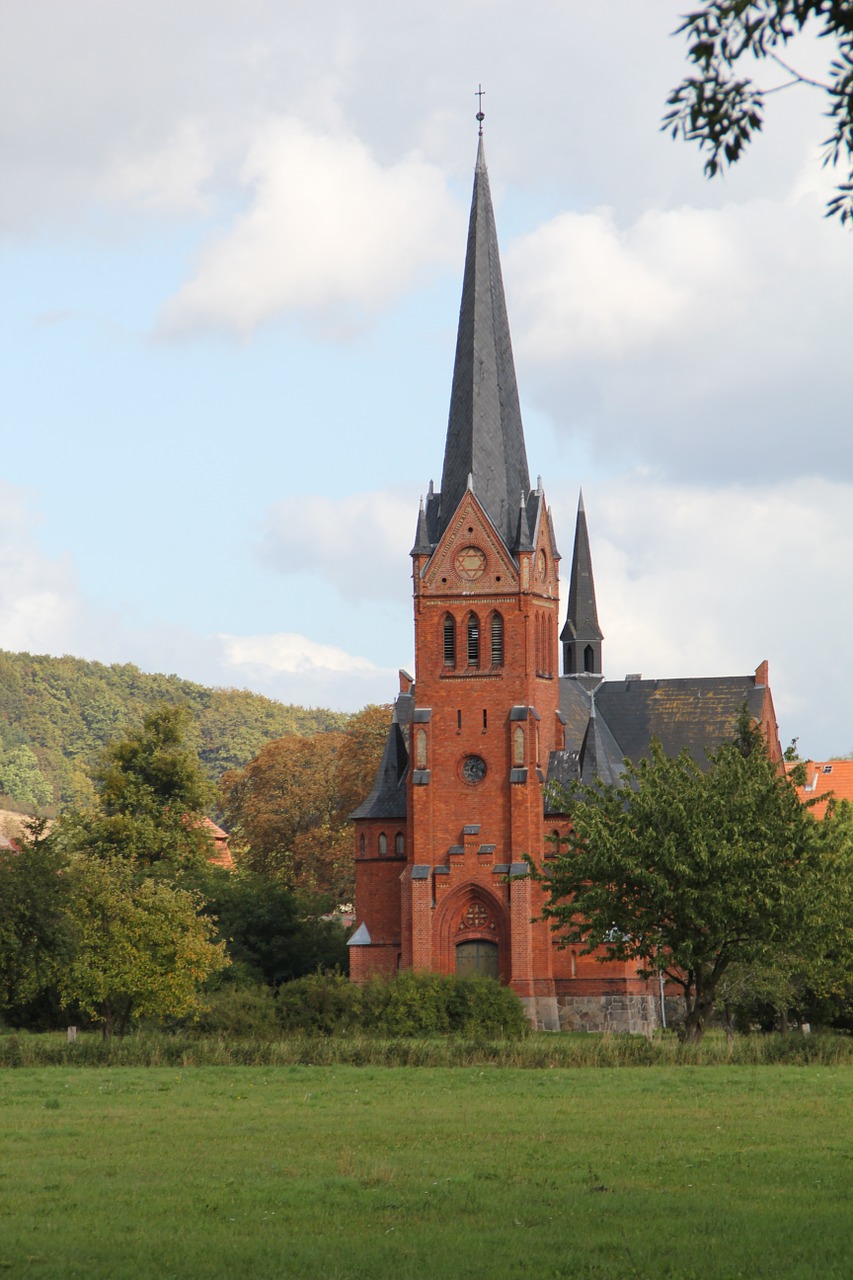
(1, 1062, 850, 1280)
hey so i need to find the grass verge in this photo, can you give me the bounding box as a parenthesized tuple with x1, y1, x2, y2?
(1, 1065, 850, 1279)
(1, 1027, 851, 1068)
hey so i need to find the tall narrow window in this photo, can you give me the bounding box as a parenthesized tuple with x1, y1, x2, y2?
(378, 833, 387, 856)
(395, 832, 405, 856)
(490, 612, 504, 667)
(482, 709, 488, 731)
(583, 644, 595, 673)
(359, 833, 366, 856)
(467, 614, 480, 667)
(443, 615, 456, 667)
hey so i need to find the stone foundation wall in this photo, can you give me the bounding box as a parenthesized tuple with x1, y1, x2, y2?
(557, 991, 661, 1036)
(519, 994, 560, 1032)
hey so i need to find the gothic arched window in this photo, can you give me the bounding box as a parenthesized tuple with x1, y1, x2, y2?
(466, 614, 480, 668)
(378, 832, 387, 857)
(443, 614, 456, 667)
(359, 833, 366, 856)
(395, 832, 405, 856)
(490, 612, 504, 667)
(584, 644, 595, 673)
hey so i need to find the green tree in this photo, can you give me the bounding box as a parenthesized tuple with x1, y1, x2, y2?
(0, 744, 54, 811)
(54, 705, 216, 873)
(197, 867, 348, 988)
(59, 857, 228, 1037)
(0, 821, 75, 1015)
(540, 721, 848, 1041)
(95, 704, 212, 820)
(664, 3, 853, 222)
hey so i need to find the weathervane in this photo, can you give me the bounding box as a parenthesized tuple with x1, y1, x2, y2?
(475, 84, 485, 134)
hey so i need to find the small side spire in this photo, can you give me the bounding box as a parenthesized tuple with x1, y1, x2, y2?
(561, 489, 603, 678)
(411, 496, 432, 556)
(513, 490, 534, 553)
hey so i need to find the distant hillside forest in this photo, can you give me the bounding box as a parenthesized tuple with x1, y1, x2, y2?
(0, 650, 348, 813)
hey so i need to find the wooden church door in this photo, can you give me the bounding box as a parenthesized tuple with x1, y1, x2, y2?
(455, 940, 499, 980)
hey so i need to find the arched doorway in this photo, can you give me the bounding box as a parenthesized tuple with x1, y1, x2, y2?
(456, 939, 499, 979)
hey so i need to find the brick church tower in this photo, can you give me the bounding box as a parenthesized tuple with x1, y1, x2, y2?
(349, 125, 564, 1029)
(348, 122, 781, 1034)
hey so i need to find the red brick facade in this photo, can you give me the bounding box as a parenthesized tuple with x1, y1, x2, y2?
(348, 131, 777, 1034)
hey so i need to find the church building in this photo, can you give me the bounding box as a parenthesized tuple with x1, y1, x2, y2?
(348, 124, 782, 1033)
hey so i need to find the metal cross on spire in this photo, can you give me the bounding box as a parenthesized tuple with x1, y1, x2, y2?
(475, 84, 485, 134)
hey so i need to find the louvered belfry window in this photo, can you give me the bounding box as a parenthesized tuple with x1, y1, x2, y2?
(443, 615, 456, 666)
(467, 615, 480, 667)
(490, 613, 504, 666)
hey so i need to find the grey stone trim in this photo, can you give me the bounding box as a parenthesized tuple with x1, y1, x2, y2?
(510, 768, 528, 783)
(412, 770, 431, 785)
(509, 862, 529, 877)
(478, 843, 496, 853)
(411, 866, 431, 881)
(510, 706, 529, 721)
(413, 708, 432, 723)
(462, 824, 481, 835)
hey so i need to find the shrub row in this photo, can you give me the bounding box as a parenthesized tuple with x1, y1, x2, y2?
(275, 970, 529, 1037)
(196, 970, 529, 1039)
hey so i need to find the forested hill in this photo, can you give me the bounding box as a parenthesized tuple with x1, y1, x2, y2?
(0, 649, 348, 813)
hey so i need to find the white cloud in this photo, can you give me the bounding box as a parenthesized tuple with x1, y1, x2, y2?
(219, 632, 395, 706)
(107, 118, 215, 214)
(259, 488, 417, 600)
(159, 119, 461, 337)
(553, 474, 853, 760)
(0, 483, 91, 653)
(510, 175, 853, 484)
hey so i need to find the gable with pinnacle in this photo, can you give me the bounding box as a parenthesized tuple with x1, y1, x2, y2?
(420, 490, 520, 595)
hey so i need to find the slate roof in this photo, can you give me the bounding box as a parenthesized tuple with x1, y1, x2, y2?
(577, 700, 625, 786)
(559, 674, 766, 767)
(349, 694, 412, 820)
(435, 134, 531, 550)
(557, 677, 595, 746)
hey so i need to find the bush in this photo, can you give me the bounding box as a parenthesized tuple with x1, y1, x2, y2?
(194, 985, 279, 1038)
(275, 970, 528, 1039)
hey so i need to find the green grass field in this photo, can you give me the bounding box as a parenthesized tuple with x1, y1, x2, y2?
(1, 1066, 850, 1279)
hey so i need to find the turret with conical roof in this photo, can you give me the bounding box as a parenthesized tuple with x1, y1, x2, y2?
(419, 133, 530, 554)
(561, 490, 603, 679)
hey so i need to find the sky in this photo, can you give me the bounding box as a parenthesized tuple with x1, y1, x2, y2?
(1, 0, 851, 761)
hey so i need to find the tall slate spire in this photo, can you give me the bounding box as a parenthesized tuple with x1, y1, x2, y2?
(561, 490, 604, 678)
(437, 133, 530, 548)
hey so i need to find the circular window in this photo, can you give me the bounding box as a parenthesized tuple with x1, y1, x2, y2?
(460, 754, 487, 784)
(455, 546, 486, 581)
